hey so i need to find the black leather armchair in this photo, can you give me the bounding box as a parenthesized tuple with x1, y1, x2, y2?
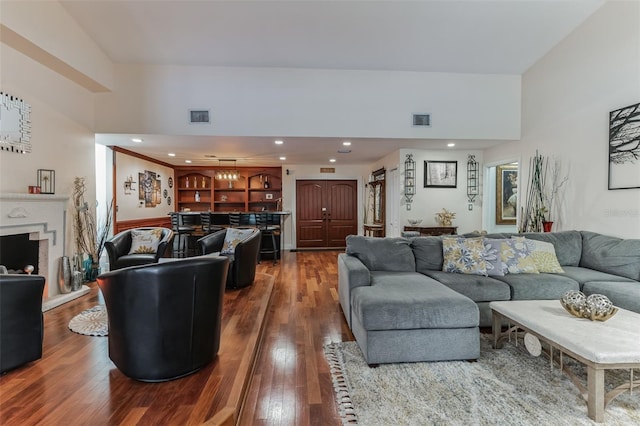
(197, 228, 261, 289)
(96, 255, 229, 382)
(105, 227, 174, 270)
(0, 274, 45, 374)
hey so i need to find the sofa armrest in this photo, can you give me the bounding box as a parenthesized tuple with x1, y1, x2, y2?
(105, 230, 132, 267)
(338, 253, 371, 328)
(153, 229, 174, 261)
(198, 229, 226, 254)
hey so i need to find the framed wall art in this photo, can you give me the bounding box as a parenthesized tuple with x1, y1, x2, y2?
(496, 164, 518, 225)
(609, 102, 640, 189)
(424, 161, 457, 188)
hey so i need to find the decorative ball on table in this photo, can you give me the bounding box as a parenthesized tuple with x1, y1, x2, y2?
(560, 290, 618, 321)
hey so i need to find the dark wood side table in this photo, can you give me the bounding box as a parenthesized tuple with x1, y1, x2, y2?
(364, 224, 385, 237)
(403, 226, 457, 236)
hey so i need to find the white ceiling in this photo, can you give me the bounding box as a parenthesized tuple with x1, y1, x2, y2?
(60, 0, 605, 166)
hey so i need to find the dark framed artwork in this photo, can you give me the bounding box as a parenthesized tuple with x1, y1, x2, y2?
(424, 161, 457, 188)
(609, 102, 640, 189)
(496, 164, 518, 225)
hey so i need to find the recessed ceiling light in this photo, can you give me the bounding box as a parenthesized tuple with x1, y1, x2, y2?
(131, 138, 143, 143)
(447, 143, 455, 147)
(279, 156, 286, 161)
(168, 153, 176, 157)
(274, 140, 284, 145)
(329, 158, 336, 163)
(185, 160, 192, 164)
(342, 141, 351, 146)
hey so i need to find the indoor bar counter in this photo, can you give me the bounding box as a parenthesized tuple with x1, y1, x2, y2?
(172, 211, 291, 251)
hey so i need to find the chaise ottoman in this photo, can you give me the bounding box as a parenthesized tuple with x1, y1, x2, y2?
(349, 272, 480, 365)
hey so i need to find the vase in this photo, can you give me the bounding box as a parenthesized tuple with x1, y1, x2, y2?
(58, 256, 72, 294)
(543, 221, 554, 232)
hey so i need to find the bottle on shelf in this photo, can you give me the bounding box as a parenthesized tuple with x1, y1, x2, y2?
(264, 175, 270, 189)
(195, 191, 200, 202)
(185, 177, 189, 188)
(202, 177, 206, 188)
(193, 177, 197, 188)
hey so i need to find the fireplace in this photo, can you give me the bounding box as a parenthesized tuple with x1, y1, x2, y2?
(0, 193, 90, 310)
(0, 233, 40, 274)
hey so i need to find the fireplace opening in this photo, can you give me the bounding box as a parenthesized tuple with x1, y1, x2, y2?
(0, 233, 39, 274)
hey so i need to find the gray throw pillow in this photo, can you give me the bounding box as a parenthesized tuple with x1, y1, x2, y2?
(346, 235, 415, 272)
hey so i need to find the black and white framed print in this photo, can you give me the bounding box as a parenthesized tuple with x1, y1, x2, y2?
(609, 102, 640, 189)
(424, 161, 457, 188)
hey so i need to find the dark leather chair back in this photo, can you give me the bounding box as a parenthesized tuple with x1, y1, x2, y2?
(97, 255, 229, 382)
(0, 274, 45, 373)
(197, 228, 261, 288)
(105, 227, 174, 270)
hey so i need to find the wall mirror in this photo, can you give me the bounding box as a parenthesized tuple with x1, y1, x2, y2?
(0, 92, 31, 154)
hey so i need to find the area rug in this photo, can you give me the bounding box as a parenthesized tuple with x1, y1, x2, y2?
(324, 335, 640, 425)
(68, 305, 108, 336)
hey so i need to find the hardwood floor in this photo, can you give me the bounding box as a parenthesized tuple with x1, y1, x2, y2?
(0, 250, 352, 425)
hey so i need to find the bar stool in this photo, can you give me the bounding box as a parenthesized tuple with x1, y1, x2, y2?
(256, 212, 279, 264)
(170, 212, 195, 257)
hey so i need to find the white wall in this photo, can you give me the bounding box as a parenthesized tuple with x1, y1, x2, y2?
(0, 44, 97, 259)
(95, 64, 521, 141)
(114, 151, 175, 221)
(487, 1, 640, 238)
(397, 149, 484, 234)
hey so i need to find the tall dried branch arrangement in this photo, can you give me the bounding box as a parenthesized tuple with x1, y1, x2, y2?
(73, 177, 113, 263)
(520, 152, 546, 233)
(520, 152, 569, 233)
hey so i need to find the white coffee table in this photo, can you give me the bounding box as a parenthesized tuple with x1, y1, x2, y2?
(490, 300, 640, 423)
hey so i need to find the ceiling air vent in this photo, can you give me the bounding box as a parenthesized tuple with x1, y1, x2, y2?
(412, 113, 431, 127)
(189, 109, 211, 124)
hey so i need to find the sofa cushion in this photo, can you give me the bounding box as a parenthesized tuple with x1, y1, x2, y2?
(412, 236, 444, 273)
(502, 238, 538, 274)
(346, 235, 415, 272)
(351, 272, 478, 330)
(221, 228, 254, 255)
(521, 238, 564, 273)
(560, 266, 635, 286)
(494, 273, 580, 300)
(128, 228, 163, 254)
(520, 231, 582, 266)
(483, 238, 505, 276)
(423, 271, 511, 303)
(580, 231, 640, 281)
(442, 237, 488, 275)
(582, 281, 640, 314)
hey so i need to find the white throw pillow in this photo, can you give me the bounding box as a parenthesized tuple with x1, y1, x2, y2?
(128, 228, 163, 254)
(221, 228, 254, 255)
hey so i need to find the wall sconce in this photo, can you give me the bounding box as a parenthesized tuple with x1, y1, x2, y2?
(123, 175, 136, 195)
(467, 154, 479, 203)
(37, 169, 55, 194)
(404, 154, 416, 210)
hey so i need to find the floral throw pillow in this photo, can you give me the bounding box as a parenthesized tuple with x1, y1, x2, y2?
(500, 237, 539, 274)
(221, 228, 254, 255)
(442, 237, 488, 276)
(520, 238, 564, 273)
(483, 238, 505, 276)
(129, 228, 163, 254)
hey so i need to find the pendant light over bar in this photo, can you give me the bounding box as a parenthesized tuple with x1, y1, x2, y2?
(215, 159, 239, 181)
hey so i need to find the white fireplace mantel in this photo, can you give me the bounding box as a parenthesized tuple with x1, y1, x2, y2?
(0, 192, 90, 310)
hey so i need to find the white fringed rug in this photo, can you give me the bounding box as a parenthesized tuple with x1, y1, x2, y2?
(324, 334, 640, 425)
(68, 305, 108, 337)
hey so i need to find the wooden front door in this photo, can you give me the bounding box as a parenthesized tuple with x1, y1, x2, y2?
(296, 180, 357, 248)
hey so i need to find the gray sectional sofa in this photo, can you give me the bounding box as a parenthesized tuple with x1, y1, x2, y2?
(338, 230, 640, 365)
